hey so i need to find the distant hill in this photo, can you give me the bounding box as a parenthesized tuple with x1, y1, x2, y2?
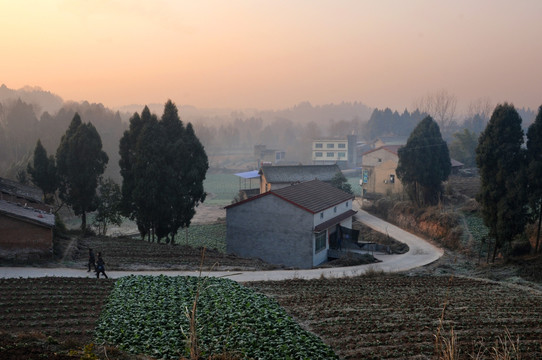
(0, 84, 64, 116)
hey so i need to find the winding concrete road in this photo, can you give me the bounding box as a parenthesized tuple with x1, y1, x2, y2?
(0, 207, 443, 282)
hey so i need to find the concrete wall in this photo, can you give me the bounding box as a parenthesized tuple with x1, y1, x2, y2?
(0, 215, 53, 261)
(226, 194, 314, 268)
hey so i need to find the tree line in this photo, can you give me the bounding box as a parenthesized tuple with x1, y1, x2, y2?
(395, 103, 542, 260)
(476, 104, 542, 260)
(26, 100, 208, 242)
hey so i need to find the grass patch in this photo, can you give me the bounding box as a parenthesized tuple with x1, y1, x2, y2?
(203, 173, 242, 206)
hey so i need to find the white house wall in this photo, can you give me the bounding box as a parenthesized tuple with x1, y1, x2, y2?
(311, 199, 352, 266)
(312, 200, 351, 228)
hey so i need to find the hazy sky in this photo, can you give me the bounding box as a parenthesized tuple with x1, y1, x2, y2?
(2, 0, 541, 112)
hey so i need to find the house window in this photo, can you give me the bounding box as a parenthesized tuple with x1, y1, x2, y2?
(315, 143, 323, 148)
(327, 152, 334, 157)
(320, 212, 324, 219)
(338, 152, 346, 158)
(315, 231, 326, 253)
(315, 152, 323, 157)
(334, 206, 337, 213)
(346, 201, 349, 207)
(378, 158, 382, 162)
(389, 174, 395, 183)
(338, 143, 346, 149)
(327, 143, 335, 148)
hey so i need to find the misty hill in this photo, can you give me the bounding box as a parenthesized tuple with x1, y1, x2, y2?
(0, 84, 63, 116)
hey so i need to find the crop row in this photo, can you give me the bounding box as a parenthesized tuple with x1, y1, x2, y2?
(95, 275, 338, 359)
(248, 274, 542, 359)
(0, 277, 114, 343)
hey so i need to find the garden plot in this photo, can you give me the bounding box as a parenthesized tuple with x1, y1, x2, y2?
(95, 275, 338, 360)
(248, 274, 542, 359)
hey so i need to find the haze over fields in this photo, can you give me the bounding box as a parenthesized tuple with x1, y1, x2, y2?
(1, 1, 541, 113)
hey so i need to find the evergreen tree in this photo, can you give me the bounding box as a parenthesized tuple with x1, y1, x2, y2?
(330, 171, 353, 194)
(119, 108, 156, 224)
(476, 103, 527, 261)
(526, 105, 542, 253)
(27, 139, 58, 203)
(56, 113, 109, 232)
(119, 101, 208, 243)
(396, 116, 451, 206)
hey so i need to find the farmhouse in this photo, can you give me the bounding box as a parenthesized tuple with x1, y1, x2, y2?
(361, 146, 464, 197)
(0, 200, 55, 261)
(259, 164, 340, 194)
(361, 145, 403, 197)
(226, 179, 356, 268)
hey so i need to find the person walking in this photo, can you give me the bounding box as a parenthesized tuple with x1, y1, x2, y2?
(95, 252, 108, 279)
(87, 248, 95, 272)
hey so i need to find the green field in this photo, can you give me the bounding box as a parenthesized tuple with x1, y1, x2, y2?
(203, 173, 243, 205)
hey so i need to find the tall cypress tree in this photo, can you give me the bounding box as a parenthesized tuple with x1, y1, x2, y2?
(56, 113, 108, 232)
(476, 103, 527, 261)
(27, 139, 57, 203)
(119, 101, 208, 243)
(396, 116, 451, 206)
(527, 105, 542, 253)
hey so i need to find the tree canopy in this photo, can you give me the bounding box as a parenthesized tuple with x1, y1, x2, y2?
(448, 128, 478, 167)
(56, 113, 109, 232)
(526, 105, 542, 253)
(476, 103, 527, 261)
(27, 139, 57, 203)
(119, 100, 208, 243)
(330, 171, 353, 194)
(396, 116, 451, 206)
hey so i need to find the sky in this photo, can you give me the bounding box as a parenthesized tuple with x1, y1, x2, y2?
(1, 0, 541, 113)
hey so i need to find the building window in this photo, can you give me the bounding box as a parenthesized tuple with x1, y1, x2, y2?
(334, 206, 337, 213)
(338, 152, 346, 158)
(315, 143, 323, 148)
(378, 158, 382, 162)
(338, 143, 346, 149)
(389, 174, 395, 183)
(327, 143, 335, 148)
(346, 201, 349, 207)
(315, 152, 323, 157)
(327, 152, 334, 157)
(315, 231, 326, 253)
(320, 212, 324, 219)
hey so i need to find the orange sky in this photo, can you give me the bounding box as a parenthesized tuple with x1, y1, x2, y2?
(1, 0, 541, 112)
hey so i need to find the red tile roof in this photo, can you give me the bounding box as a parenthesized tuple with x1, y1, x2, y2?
(226, 179, 355, 214)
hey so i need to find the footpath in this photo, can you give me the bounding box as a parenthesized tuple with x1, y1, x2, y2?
(0, 208, 443, 282)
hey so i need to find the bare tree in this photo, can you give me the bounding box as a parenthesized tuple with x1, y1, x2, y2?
(413, 90, 458, 130)
(466, 97, 493, 121)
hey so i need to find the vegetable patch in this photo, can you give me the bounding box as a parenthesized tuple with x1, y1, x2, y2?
(95, 275, 338, 359)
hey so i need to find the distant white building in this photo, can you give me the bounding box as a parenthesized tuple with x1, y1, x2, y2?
(312, 135, 358, 168)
